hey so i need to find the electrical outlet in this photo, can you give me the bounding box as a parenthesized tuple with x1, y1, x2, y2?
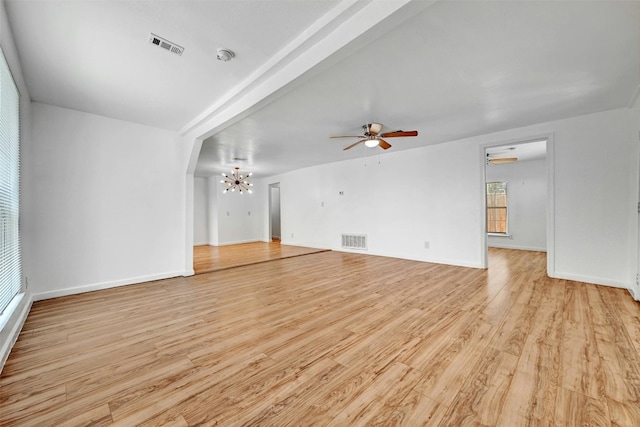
(291, 233, 294, 238)
(424, 241, 430, 249)
(24, 277, 28, 290)
(248, 211, 251, 216)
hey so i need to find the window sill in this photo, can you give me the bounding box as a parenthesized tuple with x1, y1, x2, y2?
(488, 233, 511, 237)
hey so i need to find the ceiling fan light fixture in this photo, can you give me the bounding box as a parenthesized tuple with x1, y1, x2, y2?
(364, 139, 379, 148)
(331, 122, 418, 151)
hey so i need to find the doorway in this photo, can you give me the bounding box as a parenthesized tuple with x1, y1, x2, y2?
(482, 137, 555, 276)
(636, 147, 640, 300)
(269, 183, 281, 242)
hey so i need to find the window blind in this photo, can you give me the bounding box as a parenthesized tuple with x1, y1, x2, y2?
(0, 46, 21, 316)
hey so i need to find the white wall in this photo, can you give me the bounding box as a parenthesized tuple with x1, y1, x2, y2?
(487, 159, 546, 251)
(206, 176, 219, 245)
(262, 138, 485, 268)
(194, 176, 263, 246)
(216, 184, 263, 245)
(259, 107, 638, 290)
(547, 109, 636, 288)
(0, 0, 34, 372)
(193, 177, 208, 245)
(29, 102, 184, 300)
(632, 93, 640, 300)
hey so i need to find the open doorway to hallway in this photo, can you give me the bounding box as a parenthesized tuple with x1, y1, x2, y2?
(269, 183, 281, 242)
(483, 138, 554, 273)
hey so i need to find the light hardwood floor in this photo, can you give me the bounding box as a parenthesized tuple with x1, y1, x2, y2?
(1, 248, 639, 426)
(193, 241, 328, 274)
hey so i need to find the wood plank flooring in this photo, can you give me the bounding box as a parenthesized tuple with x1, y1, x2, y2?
(193, 241, 328, 274)
(2, 248, 640, 426)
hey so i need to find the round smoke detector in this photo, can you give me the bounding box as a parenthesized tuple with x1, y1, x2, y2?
(216, 49, 235, 62)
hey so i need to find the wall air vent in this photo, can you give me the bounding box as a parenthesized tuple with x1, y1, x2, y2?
(341, 234, 367, 250)
(149, 33, 184, 56)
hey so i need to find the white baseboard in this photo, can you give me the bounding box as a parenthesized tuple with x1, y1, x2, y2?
(551, 271, 628, 289)
(628, 284, 640, 301)
(214, 239, 261, 246)
(32, 271, 183, 301)
(488, 243, 546, 252)
(280, 240, 330, 250)
(0, 292, 33, 373)
(279, 240, 483, 269)
(333, 247, 484, 269)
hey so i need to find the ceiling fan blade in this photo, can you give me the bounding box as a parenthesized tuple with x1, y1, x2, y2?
(380, 130, 418, 138)
(330, 135, 366, 139)
(368, 123, 383, 136)
(488, 157, 518, 164)
(343, 139, 366, 151)
(378, 139, 392, 150)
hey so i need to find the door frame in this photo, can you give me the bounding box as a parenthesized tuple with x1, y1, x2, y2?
(479, 133, 555, 277)
(268, 182, 281, 241)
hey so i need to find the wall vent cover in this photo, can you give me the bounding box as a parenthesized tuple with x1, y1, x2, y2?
(149, 33, 184, 56)
(341, 234, 367, 250)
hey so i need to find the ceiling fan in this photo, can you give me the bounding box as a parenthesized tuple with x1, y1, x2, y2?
(487, 156, 518, 164)
(330, 123, 418, 151)
(486, 147, 518, 164)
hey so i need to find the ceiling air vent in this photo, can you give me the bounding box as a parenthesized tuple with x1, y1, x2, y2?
(149, 33, 184, 56)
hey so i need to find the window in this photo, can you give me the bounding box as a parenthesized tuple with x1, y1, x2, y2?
(0, 46, 21, 316)
(486, 181, 507, 234)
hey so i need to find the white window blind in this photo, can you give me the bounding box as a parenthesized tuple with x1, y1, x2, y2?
(0, 46, 21, 316)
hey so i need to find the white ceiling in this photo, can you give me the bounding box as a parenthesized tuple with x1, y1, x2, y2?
(486, 140, 547, 163)
(5, 0, 342, 130)
(6, 1, 639, 179)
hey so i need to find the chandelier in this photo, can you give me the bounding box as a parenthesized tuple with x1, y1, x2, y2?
(221, 167, 253, 194)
